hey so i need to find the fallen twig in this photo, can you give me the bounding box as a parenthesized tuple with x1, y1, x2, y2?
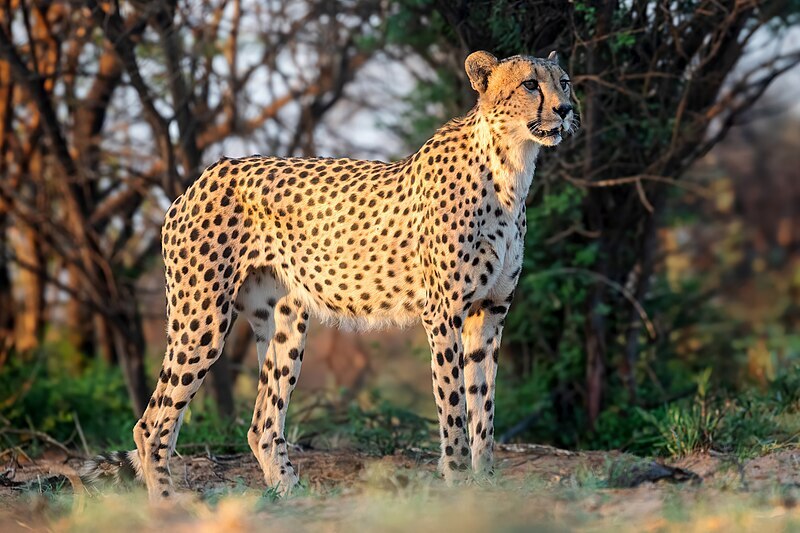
(72, 412, 91, 458)
(0, 428, 78, 458)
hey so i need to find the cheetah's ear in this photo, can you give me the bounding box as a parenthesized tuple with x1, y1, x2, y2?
(547, 51, 559, 65)
(465, 51, 498, 94)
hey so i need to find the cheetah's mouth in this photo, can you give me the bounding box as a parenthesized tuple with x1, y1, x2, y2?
(534, 127, 560, 137)
(527, 122, 563, 145)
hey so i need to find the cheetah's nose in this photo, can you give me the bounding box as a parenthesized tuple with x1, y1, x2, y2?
(553, 104, 573, 119)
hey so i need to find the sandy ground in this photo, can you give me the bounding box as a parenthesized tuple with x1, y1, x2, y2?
(2, 445, 800, 531)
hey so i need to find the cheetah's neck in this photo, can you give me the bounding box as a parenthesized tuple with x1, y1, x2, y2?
(471, 112, 539, 211)
(415, 109, 540, 216)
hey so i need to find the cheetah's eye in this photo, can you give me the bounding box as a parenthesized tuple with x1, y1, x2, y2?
(560, 78, 571, 91)
(522, 79, 539, 92)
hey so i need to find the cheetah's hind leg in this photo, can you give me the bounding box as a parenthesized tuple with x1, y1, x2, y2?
(133, 269, 238, 501)
(239, 269, 307, 495)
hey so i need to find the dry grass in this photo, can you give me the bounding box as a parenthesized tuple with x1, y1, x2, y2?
(2, 445, 800, 532)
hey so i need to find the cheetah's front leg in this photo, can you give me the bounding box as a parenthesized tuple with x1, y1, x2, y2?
(462, 222, 524, 476)
(422, 305, 471, 482)
(462, 300, 507, 476)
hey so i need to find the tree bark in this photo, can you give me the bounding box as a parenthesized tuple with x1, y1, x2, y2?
(208, 351, 236, 418)
(0, 215, 13, 359)
(208, 320, 254, 417)
(584, 260, 607, 430)
(12, 225, 46, 352)
(95, 314, 119, 365)
(110, 301, 149, 417)
(64, 265, 96, 358)
(224, 320, 254, 386)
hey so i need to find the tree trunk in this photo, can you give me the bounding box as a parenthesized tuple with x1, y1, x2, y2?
(584, 281, 607, 430)
(64, 266, 96, 358)
(208, 320, 254, 417)
(621, 205, 661, 405)
(0, 216, 13, 360)
(95, 313, 119, 365)
(225, 320, 253, 385)
(112, 317, 149, 417)
(109, 290, 149, 417)
(208, 351, 235, 418)
(12, 225, 46, 352)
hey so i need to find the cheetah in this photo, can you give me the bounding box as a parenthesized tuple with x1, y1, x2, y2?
(82, 51, 577, 500)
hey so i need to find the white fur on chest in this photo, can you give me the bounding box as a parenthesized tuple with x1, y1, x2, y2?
(473, 118, 540, 207)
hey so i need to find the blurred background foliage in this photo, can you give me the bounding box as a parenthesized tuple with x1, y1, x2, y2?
(2, 0, 800, 460)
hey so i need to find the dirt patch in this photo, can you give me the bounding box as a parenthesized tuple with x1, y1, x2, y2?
(2, 445, 800, 532)
(1, 444, 615, 496)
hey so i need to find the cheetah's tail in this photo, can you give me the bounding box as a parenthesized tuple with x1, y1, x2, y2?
(79, 450, 143, 486)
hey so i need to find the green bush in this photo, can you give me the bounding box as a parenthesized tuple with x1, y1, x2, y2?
(1, 347, 133, 452)
(0, 345, 252, 455)
(345, 393, 433, 455)
(631, 366, 800, 458)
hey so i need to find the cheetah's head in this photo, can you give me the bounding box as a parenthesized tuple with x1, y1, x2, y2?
(466, 51, 579, 147)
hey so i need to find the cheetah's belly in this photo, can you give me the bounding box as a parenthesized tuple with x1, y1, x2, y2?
(272, 250, 427, 330)
(265, 213, 427, 330)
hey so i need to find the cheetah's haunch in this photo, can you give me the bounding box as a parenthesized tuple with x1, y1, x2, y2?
(85, 51, 578, 501)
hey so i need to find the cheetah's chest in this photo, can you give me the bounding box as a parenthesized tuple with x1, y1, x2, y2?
(472, 211, 526, 304)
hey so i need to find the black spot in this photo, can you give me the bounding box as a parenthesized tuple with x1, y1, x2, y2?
(449, 391, 460, 407)
(468, 349, 486, 363)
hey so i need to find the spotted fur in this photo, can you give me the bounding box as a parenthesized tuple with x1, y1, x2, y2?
(84, 51, 577, 501)
(79, 450, 140, 486)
